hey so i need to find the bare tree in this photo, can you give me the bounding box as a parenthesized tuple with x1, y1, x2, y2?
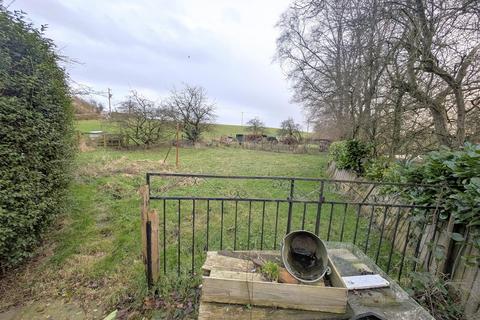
(389, 0, 480, 147)
(113, 91, 170, 146)
(246, 117, 266, 136)
(278, 118, 302, 144)
(164, 84, 216, 143)
(88, 98, 104, 113)
(276, 0, 480, 153)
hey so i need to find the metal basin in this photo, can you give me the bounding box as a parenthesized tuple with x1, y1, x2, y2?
(281, 230, 330, 283)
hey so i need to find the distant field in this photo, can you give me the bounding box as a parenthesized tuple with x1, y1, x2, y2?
(75, 119, 118, 133)
(75, 119, 279, 139)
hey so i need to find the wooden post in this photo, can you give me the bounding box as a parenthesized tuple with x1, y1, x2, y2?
(148, 209, 160, 284)
(176, 123, 180, 168)
(140, 185, 159, 286)
(103, 133, 107, 148)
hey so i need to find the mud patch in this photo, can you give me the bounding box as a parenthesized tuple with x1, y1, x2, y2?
(100, 181, 134, 200)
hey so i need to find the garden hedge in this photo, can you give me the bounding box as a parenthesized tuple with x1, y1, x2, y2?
(0, 8, 74, 269)
(328, 139, 371, 174)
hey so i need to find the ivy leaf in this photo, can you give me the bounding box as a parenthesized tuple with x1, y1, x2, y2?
(461, 255, 479, 267)
(434, 247, 446, 261)
(450, 233, 464, 242)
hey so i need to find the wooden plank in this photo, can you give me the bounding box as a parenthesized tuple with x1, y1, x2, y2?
(198, 301, 351, 320)
(329, 256, 347, 289)
(148, 209, 159, 283)
(210, 269, 265, 282)
(202, 252, 255, 273)
(201, 276, 347, 313)
(465, 268, 480, 315)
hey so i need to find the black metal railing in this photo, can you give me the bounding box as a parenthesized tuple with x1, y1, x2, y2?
(145, 173, 438, 285)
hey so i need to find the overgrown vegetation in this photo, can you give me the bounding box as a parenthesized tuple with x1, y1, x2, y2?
(0, 147, 332, 318)
(382, 144, 480, 266)
(352, 143, 480, 270)
(0, 7, 74, 269)
(261, 261, 280, 282)
(408, 272, 465, 320)
(328, 139, 371, 174)
(329, 141, 479, 319)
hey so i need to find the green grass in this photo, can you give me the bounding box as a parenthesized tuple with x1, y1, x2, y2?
(9, 146, 410, 318)
(75, 119, 118, 133)
(22, 147, 329, 317)
(75, 119, 279, 138)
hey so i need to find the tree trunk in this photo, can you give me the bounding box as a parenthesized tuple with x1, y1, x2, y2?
(454, 88, 466, 147)
(429, 106, 452, 147)
(389, 91, 404, 159)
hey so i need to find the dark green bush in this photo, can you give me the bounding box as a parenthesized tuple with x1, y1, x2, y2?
(328, 139, 371, 174)
(364, 156, 399, 181)
(0, 8, 74, 269)
(384, 144, 479, 227)
(383, 143, 480, 266)
(365, 145, 478, 318)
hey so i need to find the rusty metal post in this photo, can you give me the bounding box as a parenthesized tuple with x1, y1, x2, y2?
(146, 221, 153, 288)
(286, 179, 295, 234)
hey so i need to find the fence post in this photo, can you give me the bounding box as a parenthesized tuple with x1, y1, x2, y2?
(140, 185, 159, 288)
(148, 209, 159, 284)
(146, 221, 153, 287)
(286, 179, 295, 234)
(103, 133, 107, 148)
(315, 181, 325, 235)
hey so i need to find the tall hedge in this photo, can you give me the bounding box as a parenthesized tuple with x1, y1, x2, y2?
(328, 139, 371, 174)
(0, 8, 74, 269)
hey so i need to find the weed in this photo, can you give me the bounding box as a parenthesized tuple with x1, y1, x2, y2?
(261, 261, 280, 282)
(408, 272, 465, 320)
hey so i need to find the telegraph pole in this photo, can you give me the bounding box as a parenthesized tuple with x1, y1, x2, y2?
(241, 112, 244, 126)
(176, 123, 180, 168)
(107, 88, 112, 115)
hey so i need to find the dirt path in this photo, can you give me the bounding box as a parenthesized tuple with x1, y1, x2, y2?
(0, 300, 100, 320)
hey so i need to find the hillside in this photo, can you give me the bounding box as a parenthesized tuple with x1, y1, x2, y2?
(72, 97, 103, 120)
(75, 119, 279, 138)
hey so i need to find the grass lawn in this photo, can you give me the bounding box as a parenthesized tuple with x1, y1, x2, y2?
(0, 146, 408, 319)
(75, 119, 280, 139)
(75, 119, 118, 133)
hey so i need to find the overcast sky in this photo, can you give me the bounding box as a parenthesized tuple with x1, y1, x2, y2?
(9, 0, 306, 128)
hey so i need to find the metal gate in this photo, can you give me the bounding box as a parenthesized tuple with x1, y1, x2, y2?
(141, 173, 438, 287)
